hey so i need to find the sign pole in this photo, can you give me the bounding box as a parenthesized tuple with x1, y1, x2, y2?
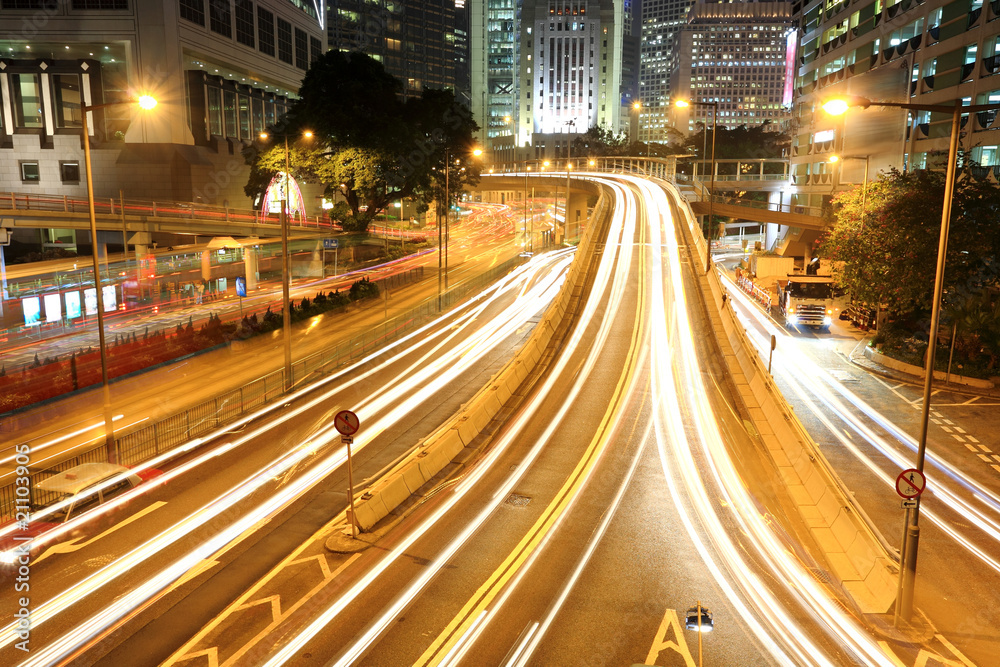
(345, 435, 357, 539)
(893, 507, 911, 628)
(334, 409, 361, 539)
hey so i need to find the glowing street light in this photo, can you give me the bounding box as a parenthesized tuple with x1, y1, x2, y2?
(81, 94, 156, 461)
(258, 129, 314, 390)
(675, 98, 718, 272)
(823, 93, 1000, 625)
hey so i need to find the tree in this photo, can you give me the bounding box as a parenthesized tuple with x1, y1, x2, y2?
(819, 168, 1000, 319)
(245, 51, 480, 232)
(573, 124, 628, 156)
(683, 122, 788, 161)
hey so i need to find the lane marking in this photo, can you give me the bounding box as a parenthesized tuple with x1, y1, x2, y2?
(34, 501, 168, 564)
(645, 608, 696, 667)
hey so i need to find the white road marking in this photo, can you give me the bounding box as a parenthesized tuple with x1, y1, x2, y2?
(35, 501, 168, 564)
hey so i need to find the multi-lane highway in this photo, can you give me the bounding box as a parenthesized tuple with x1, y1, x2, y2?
(1, 174, 993, 666)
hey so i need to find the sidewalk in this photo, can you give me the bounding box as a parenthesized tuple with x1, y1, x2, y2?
(842, 335, 1000, 398)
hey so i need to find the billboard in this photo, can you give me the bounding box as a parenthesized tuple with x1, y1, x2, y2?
(44, 294, 61, 322)
(22, 297, 41, 326)
(783, 30, 797, 107)
(65, 291, 82, 319)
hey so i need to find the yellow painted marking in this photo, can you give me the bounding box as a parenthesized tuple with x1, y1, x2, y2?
(954, 427, 966, 434)
(992, 465, 1000, 474)
(952, 435, 966, 443)
(172, 647, 220, 667)
(934, 634, 977, 666)
(940, 426, 952, 433)
(977, 455, 992, 463)
(645, 608, 696, 667)
(977, 444, 990, 452)
(993, 455, 1000, 464)
(174, 559, 221, 588)
(163, 531, 360, 667)
(968, 436, 980, 444)
(35, 500, 168, 564)
(415, 197, 649, 667)
(964, 444, 979, 453)
(876, 641, 908, 667)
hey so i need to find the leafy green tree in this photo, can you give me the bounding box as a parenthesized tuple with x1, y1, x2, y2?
(245, 51, 480, 232)
(573, 124, 628, 156)
(820, 168, 1000, 319)
(683, 122, 788, 160)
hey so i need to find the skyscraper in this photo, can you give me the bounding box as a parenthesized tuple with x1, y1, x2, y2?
(788, 0, 1000, 211)
(327, 0, 457, 97)
(639, 0, 695, 142)
(471, 0, 630, 162)
(668, 1, 795, 133)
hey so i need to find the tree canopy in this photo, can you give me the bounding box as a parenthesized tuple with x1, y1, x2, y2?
(245, 51, 480, 231)
(819, 169, 1000, 318)
(682, 122, 788, 161)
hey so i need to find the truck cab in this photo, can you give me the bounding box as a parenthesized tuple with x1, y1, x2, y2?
(777, 275, 840, 330)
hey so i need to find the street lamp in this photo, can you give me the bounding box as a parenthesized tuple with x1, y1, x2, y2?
(258, 129, 313, 391)
(565, 161, 574, 238)
(829, 154, 870, 228)
(81, 94, 157, 462)
(676, 98, 718, 273)
(824, 94, 1000, 625)
(440, 146, 483, 306)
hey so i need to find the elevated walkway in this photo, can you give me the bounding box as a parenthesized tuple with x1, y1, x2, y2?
(0, 192, 331, 238)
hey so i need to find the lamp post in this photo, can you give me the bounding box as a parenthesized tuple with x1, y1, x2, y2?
(824, 94, 1000, 625)
(440, 146, 483, 306)
(82, 94, 157, 462)
(676, 99, 718, 273)
(829, 153, 870, 228)
(259, 129, 312, 391)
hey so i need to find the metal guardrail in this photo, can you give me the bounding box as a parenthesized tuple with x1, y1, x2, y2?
(0, 191, 330, 228)
(0, 257, 525, 520)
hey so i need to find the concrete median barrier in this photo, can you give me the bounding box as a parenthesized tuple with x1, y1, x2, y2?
(665, 183, 897, 616)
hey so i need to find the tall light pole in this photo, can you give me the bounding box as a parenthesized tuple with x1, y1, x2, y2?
(259, 129, 313, 391)
(440, 145, 483, 305)
(676, 99, 718, 272)
(824, 94, 1000, 624)
(829, 153, 870, 228)
(82, 94, 157, 462)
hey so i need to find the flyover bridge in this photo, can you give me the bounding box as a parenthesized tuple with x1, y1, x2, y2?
(0, 191, 332, 240)
(480, 155, 826, 240)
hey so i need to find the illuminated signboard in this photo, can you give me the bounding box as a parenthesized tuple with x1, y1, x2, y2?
(261, 173, 306, 218)
(84, 288, 98, 315)
(23, 297, 41, 326)
(65, 291, 82, 319)
(44, 294, 62, 322)
(102, 285, 117, 312)
(783, 30, 797, 107)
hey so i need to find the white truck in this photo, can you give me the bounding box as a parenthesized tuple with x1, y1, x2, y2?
(777, 275, 843, 330)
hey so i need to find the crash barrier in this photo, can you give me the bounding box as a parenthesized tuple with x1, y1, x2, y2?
(0, 258, 526, 520)
(348, 190, 612, 532)
(735, 271, 773, 310)
(667, 181, 897, 615)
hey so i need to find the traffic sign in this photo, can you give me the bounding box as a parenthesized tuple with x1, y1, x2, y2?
(334, 410, 359, 436)
(901, 498, 918, 509)
(895, 468, 926, 499)
(236, 276, 247, 297)
(323, 238, 339, 249)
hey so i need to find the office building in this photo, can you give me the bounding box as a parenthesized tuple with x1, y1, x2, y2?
(668, 0, 796, 133)
(638, 0, 695, 143)
(326, 0, 457, 97)
(471, 0, 631, 162)
(0, 0, 325, 210)
(789, 0, 1000, 211)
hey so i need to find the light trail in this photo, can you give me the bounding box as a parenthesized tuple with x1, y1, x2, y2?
(722, 271, 1000, 575)
(637, 174, 896, 666)
(3, 251, 572, 665)
(260, 181, 639, 667)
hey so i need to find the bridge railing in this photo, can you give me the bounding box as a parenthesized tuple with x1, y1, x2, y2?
(0, 191, 330, 229)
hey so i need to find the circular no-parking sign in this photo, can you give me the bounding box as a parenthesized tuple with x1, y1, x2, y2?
(334, 410, 360, 436)
(895, 468, 926, 499)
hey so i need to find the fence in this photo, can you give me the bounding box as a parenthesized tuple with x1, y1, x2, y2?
(0, 257, 525, 520)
